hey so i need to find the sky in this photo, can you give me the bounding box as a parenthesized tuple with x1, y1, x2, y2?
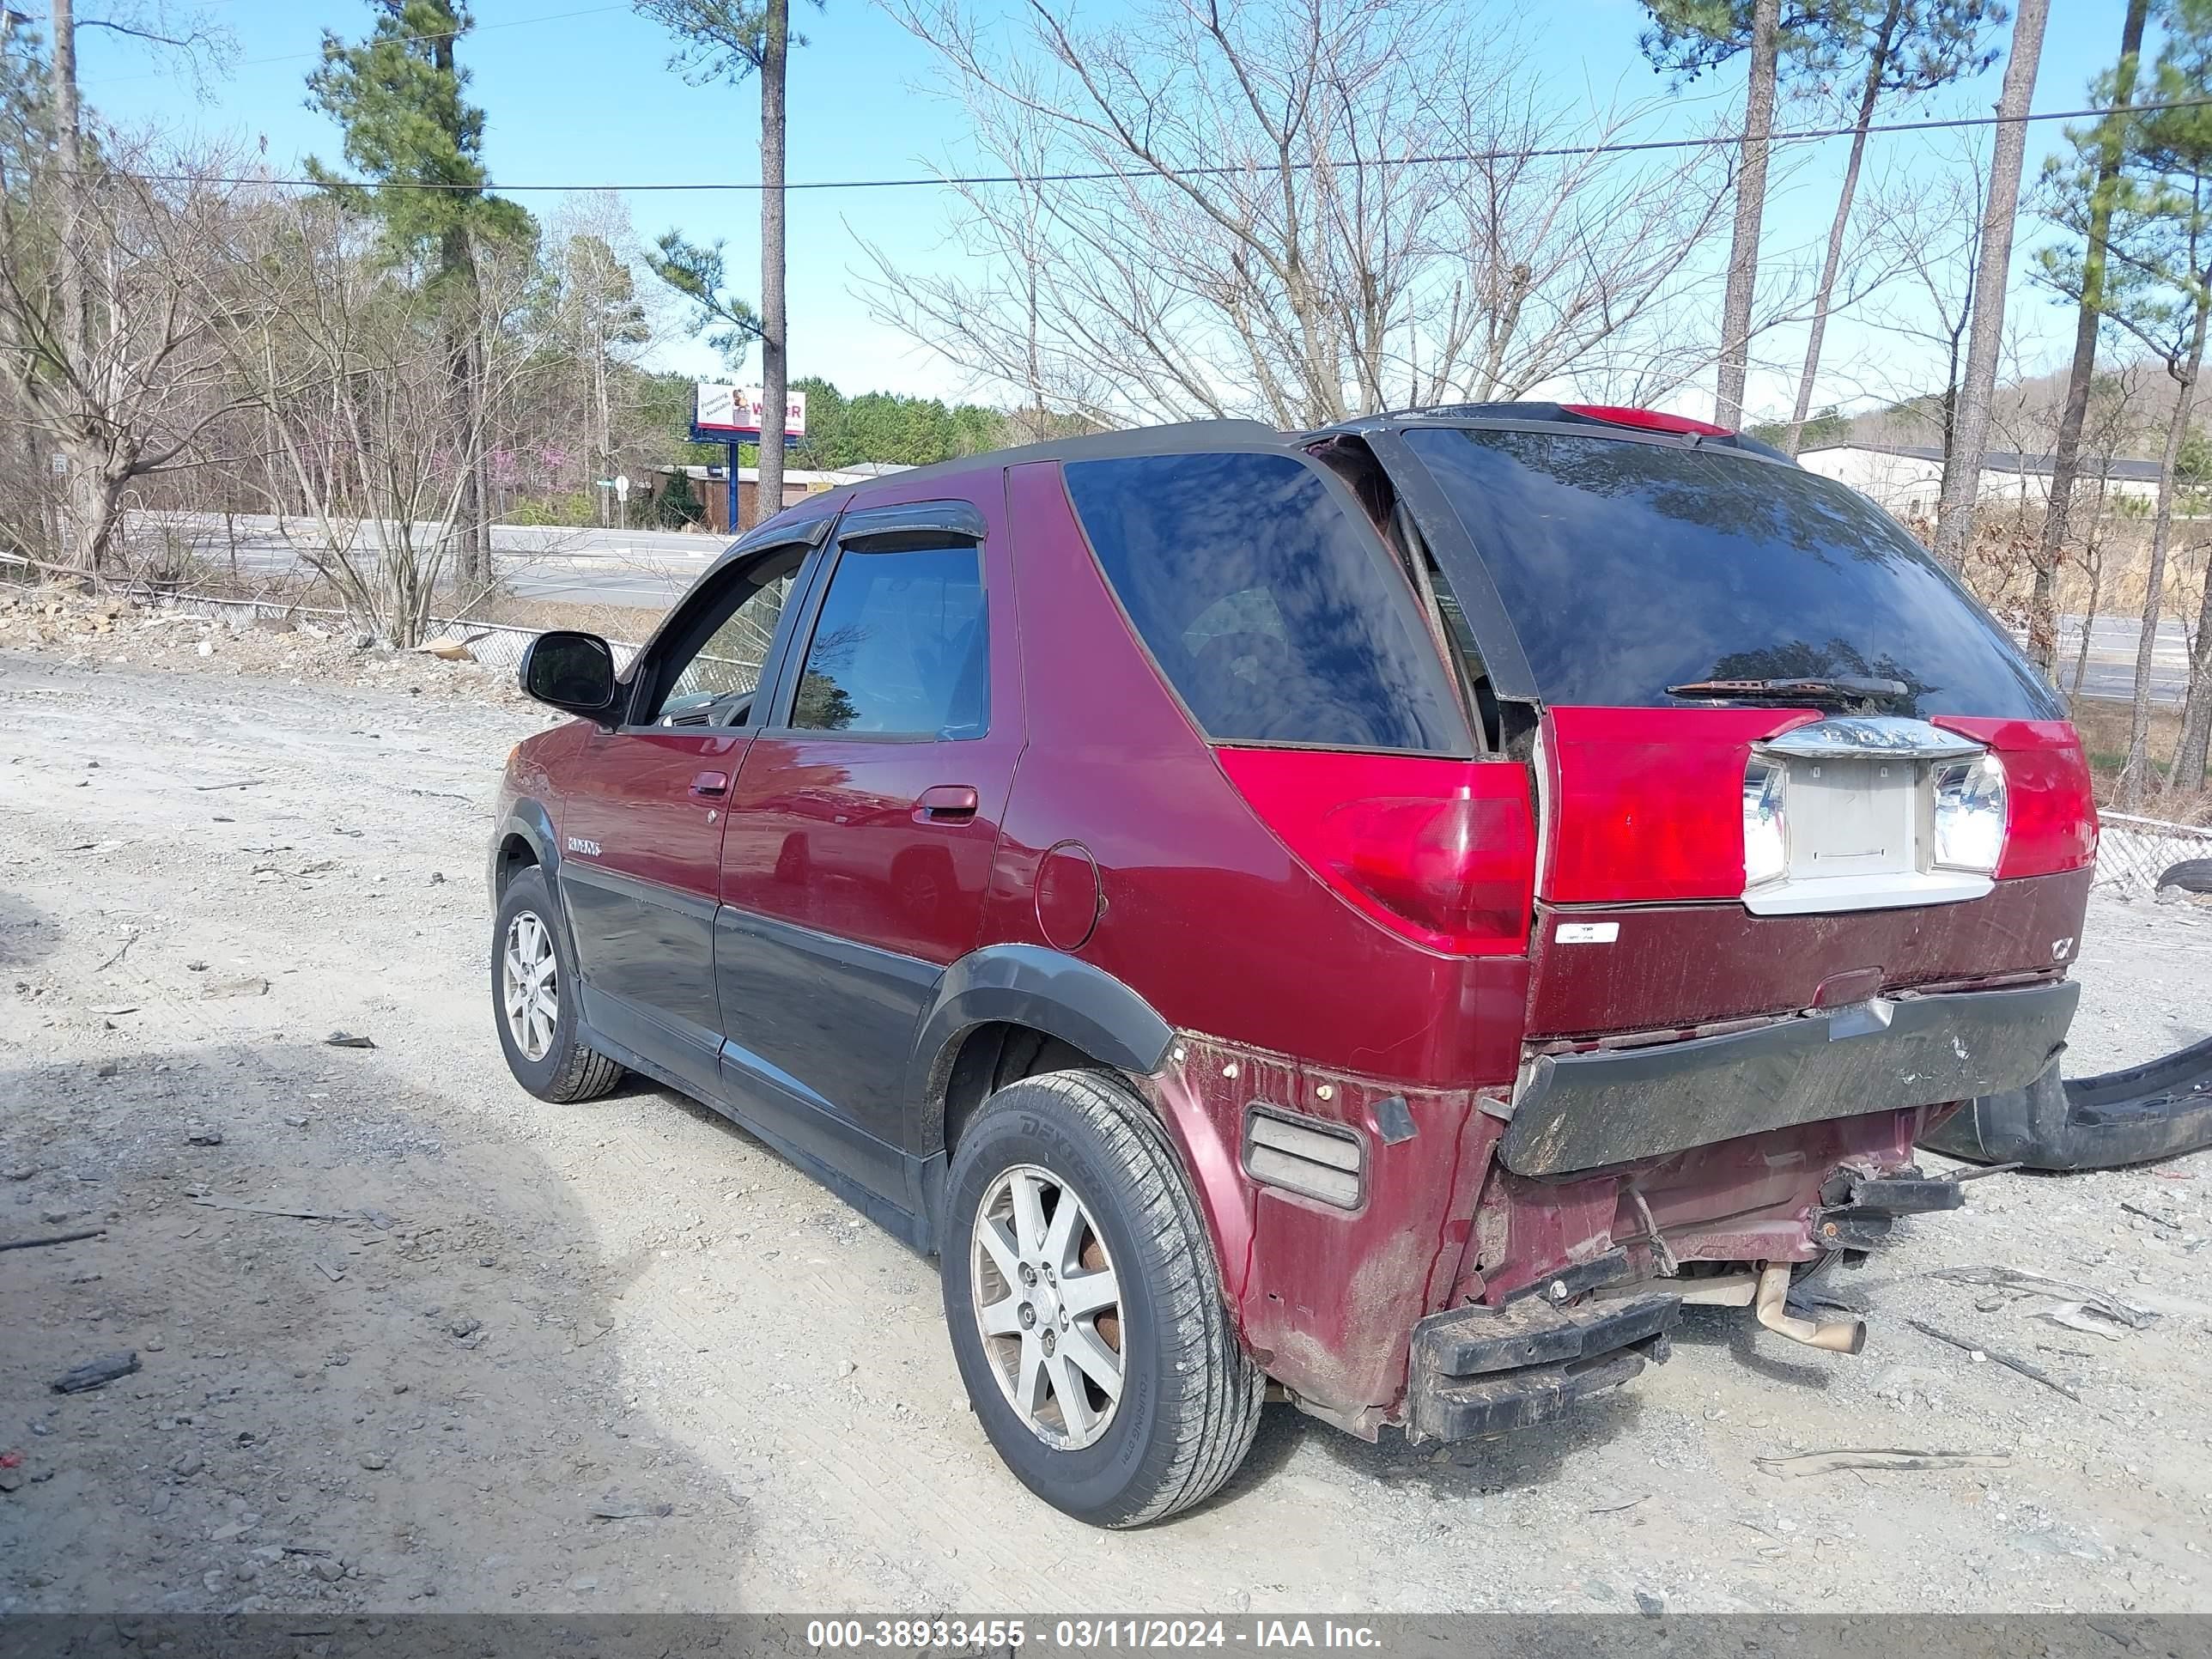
(70, 0, 2149, 429)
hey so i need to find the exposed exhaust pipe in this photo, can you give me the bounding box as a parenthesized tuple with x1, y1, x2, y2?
(1753, 1262, 1866, 1354)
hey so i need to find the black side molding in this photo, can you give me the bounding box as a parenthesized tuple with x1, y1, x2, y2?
(488, 799, 562, 897)
(906, 945, 1175, 1133)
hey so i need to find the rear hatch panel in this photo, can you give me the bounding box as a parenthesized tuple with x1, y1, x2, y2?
(1381, 418, 2095, 1045)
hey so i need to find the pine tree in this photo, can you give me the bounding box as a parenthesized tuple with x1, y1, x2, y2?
(307, 0, 532, 588)
(2136, 0, 2212, 796)
(2027, 0, 2149, 679)
(2045, 0, 2212, 802)
(1640, 0, 1819, 428)
(1929, 0, 2046, 572)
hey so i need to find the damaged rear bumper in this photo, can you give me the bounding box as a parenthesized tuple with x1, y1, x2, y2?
(1405, 1291, 1681, 1443)
(1499, 980, 2079, 1177)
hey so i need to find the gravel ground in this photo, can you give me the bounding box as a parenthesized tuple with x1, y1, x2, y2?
(3, 617, 2211, 1617)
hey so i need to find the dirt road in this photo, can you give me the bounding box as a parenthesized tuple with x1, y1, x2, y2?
(3, 647, 2211, 1615)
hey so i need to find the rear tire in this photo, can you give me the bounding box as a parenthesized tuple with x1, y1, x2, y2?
(491, 866, 623, 1103)
(940, 1069, 1263, 1528)
(2158, 858, 2212, 895)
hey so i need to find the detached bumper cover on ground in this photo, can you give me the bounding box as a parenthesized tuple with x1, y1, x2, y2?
(1923, 1036, 2212, 1170)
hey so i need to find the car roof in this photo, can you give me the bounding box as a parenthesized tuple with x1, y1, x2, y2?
(737, 417, 1287, 549)
(733, 402, 1792, 556)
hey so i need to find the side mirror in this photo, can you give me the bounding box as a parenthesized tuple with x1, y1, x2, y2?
(520, 630, 618, 720)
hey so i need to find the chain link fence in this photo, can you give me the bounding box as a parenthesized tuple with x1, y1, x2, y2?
(2097, 812, 2212, 896)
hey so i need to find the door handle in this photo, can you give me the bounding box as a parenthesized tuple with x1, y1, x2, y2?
(915, 784, 979, 822)
(690, 770, 729, 799)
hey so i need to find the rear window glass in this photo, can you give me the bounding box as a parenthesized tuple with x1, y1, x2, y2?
(1063, 452, 1468, 753)
(1402, 428, 2059, 720)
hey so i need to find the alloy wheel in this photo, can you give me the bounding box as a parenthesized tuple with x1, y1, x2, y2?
(501, 910, 558, 1062)
(970, 1164, 1125, 1450)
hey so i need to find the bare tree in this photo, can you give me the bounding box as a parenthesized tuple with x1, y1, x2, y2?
(1859, 143, 1989, 459)
(1780, 0, 2007, 456)
(1712, 0, 1780, 429)
(1930, 0, 2047, 571)
(216, 197, 545, 645)
(867, 0, 1732, 429)
(537, 194, 653, 525)
(5, 3, 233, 578)
(0, 136, 264, 578)
(2066, 372, 2149, 702)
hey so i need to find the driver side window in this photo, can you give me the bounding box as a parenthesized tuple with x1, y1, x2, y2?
(641, 546, 806, 727)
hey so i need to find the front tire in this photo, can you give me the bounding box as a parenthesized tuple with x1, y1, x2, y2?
(940, 1070, 1263, 1528)
(491, 865, 623, 1103)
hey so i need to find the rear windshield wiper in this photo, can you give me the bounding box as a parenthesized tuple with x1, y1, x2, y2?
(1665, 676, 1910, 706)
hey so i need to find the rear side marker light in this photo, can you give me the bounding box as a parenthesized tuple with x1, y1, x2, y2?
(1243, 1107, 1364, 1210)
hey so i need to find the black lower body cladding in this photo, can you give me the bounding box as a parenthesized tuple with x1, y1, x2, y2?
(1499, 980, 2080, 1177)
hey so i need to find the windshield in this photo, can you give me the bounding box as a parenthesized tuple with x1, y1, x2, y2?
(1401, 426, 2060, 720)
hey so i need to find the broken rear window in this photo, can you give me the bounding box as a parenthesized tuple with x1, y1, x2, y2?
(1401, 427, 2060, 721)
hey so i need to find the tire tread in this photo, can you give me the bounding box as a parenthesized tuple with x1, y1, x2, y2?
(965, 1068, 1263, 1527)
(539, 1039, 624, 1103)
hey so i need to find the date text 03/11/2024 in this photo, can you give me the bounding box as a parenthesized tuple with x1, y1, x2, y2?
(802, 1620, 1384, 1650)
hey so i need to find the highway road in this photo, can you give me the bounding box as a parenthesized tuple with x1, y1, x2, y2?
(2043, 616, 2190, 705)
(157, 514, 2195, 703)
(168, 514, 724, 611)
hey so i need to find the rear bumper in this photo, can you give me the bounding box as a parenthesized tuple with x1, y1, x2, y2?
(1406, 1291, 1680, 1442)
(1499, 979, 2080, 1177)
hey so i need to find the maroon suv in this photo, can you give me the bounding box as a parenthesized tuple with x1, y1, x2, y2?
(489, 404, 2096, 1527)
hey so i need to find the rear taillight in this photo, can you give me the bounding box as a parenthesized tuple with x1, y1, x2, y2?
(1936, 718, 2099, 878)
(1931, 753, 2008, 872)
(1741, 759, 1787, 887)
(1214, 748, 1535, 954)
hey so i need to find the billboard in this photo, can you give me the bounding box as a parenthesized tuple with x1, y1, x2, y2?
(693, 382, 807, 441)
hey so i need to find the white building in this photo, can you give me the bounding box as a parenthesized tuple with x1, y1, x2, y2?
(1798, 441, 2162, 516)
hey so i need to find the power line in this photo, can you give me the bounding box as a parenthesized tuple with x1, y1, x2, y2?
(80, 3, 629, 87)
(112, 92, 2211, 196)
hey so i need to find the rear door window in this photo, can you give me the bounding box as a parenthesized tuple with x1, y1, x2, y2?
(1062, 451, 1468, 754)
(1401, 427, 2059, 720)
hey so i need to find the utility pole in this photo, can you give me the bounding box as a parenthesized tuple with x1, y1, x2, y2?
(755, 0, 787, 530)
